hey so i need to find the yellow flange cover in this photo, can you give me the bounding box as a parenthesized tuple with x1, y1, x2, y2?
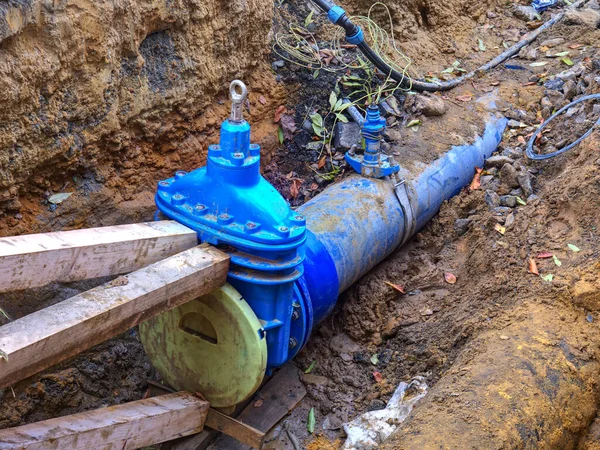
(139, 283, 267, 408)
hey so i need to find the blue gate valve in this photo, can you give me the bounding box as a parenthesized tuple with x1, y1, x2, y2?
(345, 104, 400, 178)
(154, 80, 310, 372)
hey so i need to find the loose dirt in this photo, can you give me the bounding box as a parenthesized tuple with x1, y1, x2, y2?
(1, 0, 600, 448)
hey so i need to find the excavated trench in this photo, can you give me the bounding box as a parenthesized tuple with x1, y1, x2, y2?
(1, 0, 600, 449)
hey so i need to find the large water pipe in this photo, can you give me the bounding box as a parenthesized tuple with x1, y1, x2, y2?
(139, 81, 507, 408)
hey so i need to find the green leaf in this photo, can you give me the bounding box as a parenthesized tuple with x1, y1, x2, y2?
(310, 112, 323, 127)
(553, 255, 562, 267)
(329, 91, 338, 110)
(335, 113, 348, 123)
(567, 244, 581, 252)
(0, 349, 7, 362)
(305, 360, 316, 374)
(305, 141, 323, 151)
(312, 123, 324, 137)
(333, 98, 344, 112)
(441, 66, 455, 74)
(0, 307, 10, 321)
(313, 69, 320, 79)
(478, 38, 486, 51)
(515, 196, 526, 206)
(304, 10, 314, 27)
(406, 119, 422, 128)
(554, 51, 570, 57)
(370, 353, 379, 365)
(307, 408, 315, 434)
(530, 61, 548, 67)
(541, 274, 554, 282)
(48, 192, 73, 205)
(277, 126, 284, 145)
(561, 57, 574, 66)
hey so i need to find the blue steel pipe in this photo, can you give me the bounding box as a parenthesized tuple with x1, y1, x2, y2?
(298, 117, 507, 325)
(151, 80, 507, 381)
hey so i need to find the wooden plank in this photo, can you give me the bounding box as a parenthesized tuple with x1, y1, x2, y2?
(0, 220, 198, 293)
(204, 409, 265, 449)
(0, 392, 209, 450)
(0, 244, 229, 389)
(199, 363, 306, 450)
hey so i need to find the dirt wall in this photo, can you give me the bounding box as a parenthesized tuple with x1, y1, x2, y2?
(0, 0, 283, 235)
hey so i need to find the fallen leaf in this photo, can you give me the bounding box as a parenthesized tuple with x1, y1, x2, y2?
(444, 272, 457, 284)
(553, 51, 570, 57)
(258, 95, 267, 105)
(515, 196, 527, 206)
(541, 273, 554, 282)
(370, 354, 379, 365)
(307, 408, 315, 434)
(279, 114, 297, 140)
(455, 93, 473, 102)
(290, 178, 302, 199)
(567, 244, 581, 252)
(421, 308, 434, 316)
(490, 81, 500, 86)
(254, 398, 264, 407)
(373, 371, 383, 383)
(528, 258, 539, 275)
(500, 335, 510, 340)
(552, 255, 562, 267)
(478, 38, 486, 52)
(385, 281, 406, 294)
(494, 223, 506, 235)
(517, 136, 526, 145)
(274, 105, 286, 123)
(469, 166, 483, 191)
(529, 61, 548, 67)
(561, 57, 574, 66)
(277, 126, 284, 145)
(406, 119, 422, 128)
(536, 252, 553, 259)
(317, 156, 326, 169)
(310, 182, 319, 191)
(305, 360, 316, 374)
(48, 192, 73, 205)
(568, 44, 583, 49)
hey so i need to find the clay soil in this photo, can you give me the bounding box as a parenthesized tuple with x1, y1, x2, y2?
(1, 0, 600, 449)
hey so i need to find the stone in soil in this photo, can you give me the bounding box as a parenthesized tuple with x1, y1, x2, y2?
(485, 155, 514, 169)
(413, 93, 448, 117)
(513, 5, 538, 21)
(563, 8, 600, 28)
(499, 195, 517, 208)
(334, 122, 362, 151)
(500, 163, 520, 188)
(485, 190, 501, 208)
(454, 218, 472, 236)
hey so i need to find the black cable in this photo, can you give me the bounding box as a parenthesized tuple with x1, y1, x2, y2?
(526, 94, 600, 160)
(310, 0, 589, 92)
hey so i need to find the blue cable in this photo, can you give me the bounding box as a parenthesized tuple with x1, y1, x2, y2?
(526, 93, 600, 160)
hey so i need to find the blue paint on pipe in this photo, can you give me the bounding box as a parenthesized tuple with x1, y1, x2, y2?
(298, 116, 507, 333)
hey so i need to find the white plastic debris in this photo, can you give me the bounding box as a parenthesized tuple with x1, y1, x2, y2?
(342, 377, 428, 449)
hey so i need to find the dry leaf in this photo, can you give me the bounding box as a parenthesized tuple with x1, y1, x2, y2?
(490, 81, 500, 86)
(310, 182, 319, 191)
(455, 93, 473, 102)
(373, 371, 383, 383)
(279, 114, 297, 140)
(494, 223, 506, 235)
(274, 105, 287, 123)
(384, 281, 406, 294)
(254, 398, 264, 408)
(568, 44, 583, 49)
(258, 96, 267, 105)
(290, 178, 302, 199)
(536, 252, 553, 259)
(317, 156, 326, 169)
(469, 167, 483, 191)
(444, 272, 457, 284)
(528, 257, 539, 275)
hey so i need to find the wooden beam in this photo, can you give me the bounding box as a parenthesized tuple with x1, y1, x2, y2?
(204, 409, 264, 449)
(0, 392, 209, 450)
(0, 220, 198, 293)
(169, 363, 307, 450)
(208, 363, 307, 450)
(0, 244, 229, 389)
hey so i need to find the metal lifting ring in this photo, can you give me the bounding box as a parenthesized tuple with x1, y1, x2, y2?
(229, 80, 247, 123)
